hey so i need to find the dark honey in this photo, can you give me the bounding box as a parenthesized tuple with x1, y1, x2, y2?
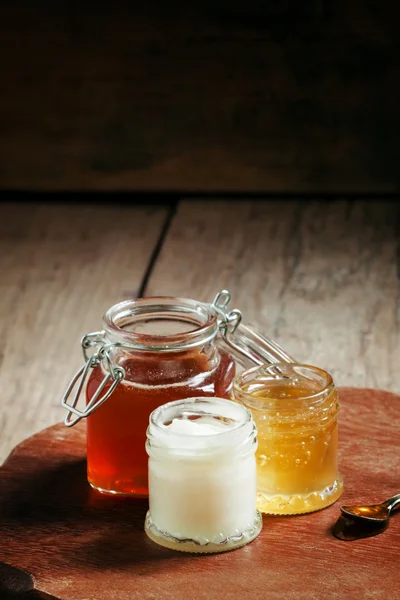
(86, 349, 235, 495)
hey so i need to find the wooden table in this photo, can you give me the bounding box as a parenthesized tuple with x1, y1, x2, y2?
(1, 199, 399, 461)
(1, 198, 399, 599)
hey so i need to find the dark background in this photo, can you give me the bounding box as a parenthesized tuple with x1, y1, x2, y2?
(1, 0, 399, 194)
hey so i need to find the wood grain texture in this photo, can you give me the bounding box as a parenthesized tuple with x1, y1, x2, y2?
(0, 388, 399, 600)
(146, 199, 400, 392)
(0, 1, 399, 192)
(0, 202, 167, 464)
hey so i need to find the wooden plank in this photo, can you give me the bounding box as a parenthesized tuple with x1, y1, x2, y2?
(0, 2, 399, 192)
(146, 199, 400, 393)
(0, 202, 167, 464)
(1, 388, 399, 599)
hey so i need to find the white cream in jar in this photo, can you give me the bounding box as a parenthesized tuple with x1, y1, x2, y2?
(145, 397, 262, 553)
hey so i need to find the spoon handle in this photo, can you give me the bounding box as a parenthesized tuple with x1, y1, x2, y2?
(383, 493, 400, 513)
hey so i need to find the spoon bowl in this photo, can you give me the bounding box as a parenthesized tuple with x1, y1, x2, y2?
(340, 503, 391, 522)
(332, 515, 388, 541)
(334, 493, 400, 540)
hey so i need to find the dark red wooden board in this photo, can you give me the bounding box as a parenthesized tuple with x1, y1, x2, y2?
(1, 388, 399, 600)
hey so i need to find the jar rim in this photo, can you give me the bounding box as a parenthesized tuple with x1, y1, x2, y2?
(147, 397, 256, 457)
(103, 296, 219, 352)
(233, 362, 335, 409)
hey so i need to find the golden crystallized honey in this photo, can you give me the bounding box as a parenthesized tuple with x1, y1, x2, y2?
(232, 363, 343, 515)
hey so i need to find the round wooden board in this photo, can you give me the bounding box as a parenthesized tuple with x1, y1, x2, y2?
(1, 388, 399, 600)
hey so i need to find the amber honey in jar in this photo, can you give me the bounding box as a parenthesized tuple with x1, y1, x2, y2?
(232, 363, 343, 515)
(83, 298, 237, 495)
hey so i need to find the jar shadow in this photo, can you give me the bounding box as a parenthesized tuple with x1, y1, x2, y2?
(63, 529, 197, 572)
(1, 458, 199, 574)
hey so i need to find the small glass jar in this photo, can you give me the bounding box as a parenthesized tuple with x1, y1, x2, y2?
(85, 297, 235, 496)
(232, 363, 343, 515)
(145, 397, 262, 553)
(61, 290, 294, 497)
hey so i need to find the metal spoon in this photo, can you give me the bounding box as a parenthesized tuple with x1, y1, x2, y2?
(333, 493, 400, 541)
(340, 493, 400, 523)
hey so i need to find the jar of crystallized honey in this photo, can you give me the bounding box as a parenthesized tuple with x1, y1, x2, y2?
(61, 290, 293, 496)
(232, 363, 343, 515)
